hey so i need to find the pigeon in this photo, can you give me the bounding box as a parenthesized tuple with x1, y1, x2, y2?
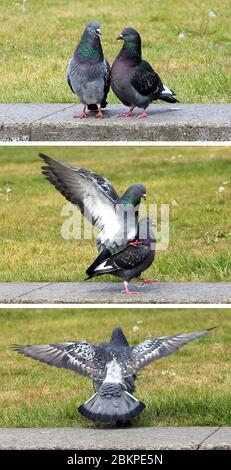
(13, 326, 214, 426)
(67, 20, 110, 119)
(111, 27, 178, 118)
(39, 153, 146, 258)
(86, 217, 156, 295)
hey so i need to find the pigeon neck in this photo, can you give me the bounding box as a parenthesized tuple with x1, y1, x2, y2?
(76, 35, 103, 63)
(119, 41, 141, 63)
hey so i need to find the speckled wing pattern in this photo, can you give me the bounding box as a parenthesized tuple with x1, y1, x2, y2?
(121, 329, 210, 376)
(39, 153, 120, 243)
(131, 60, 163, 97)
(13, 341, 107, 381)
(102, 58, 111, 106)
(109, 244, 150, 269)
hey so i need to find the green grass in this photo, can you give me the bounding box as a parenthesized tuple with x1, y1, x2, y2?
(0, 146, 231, 282)
(0, 0, 230, 103)
(0, 308, 230, 427)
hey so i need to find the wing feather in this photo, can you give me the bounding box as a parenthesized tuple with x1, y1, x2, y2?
(13, 341, 107, 380)
(122, 329, 212, 376)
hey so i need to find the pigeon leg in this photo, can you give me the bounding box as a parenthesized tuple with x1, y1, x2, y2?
(96, 108, 107, 119)
(127, 241, 143, 247)
(122, 281, 139, 295)
(137, 277, 158, 287)
(137, 109, 148, 119)
(74, 105, 88, 119)
(116, 107, 135, 118)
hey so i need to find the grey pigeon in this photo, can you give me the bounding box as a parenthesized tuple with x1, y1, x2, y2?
(67, 20, 110, 119)
(86, 217, 156, 295)
(111, 27, 178, 118)
(39, 153, 146, 258)
(13, 326, 214, 426)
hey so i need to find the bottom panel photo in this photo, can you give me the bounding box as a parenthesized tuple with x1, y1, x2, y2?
(0, 308, 230, 452)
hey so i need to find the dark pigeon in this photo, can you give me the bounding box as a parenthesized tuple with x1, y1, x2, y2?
(38, 153, 146, 256)
(86, 217, 156, 295)
(67, 20, 110, 119)
(111, 27, 178, 118)
(13, 326, 214, 426)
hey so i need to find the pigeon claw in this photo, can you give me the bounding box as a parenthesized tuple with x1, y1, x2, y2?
(137, 111, 148, 119)
(74, 112, 88, 119)
(138, 278, 158, 287)
(116, 112, 134, 118)
(122, 289, 139, 295)
(128, 241, 143, 247)
(96, 110, 106, 119)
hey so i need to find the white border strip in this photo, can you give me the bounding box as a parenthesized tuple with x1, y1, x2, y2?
(1, 303, 230, 309)
(1, 141, 231, 146)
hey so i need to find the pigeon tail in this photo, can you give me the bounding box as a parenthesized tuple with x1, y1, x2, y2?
(78, 382, 145, 425)
(157, 84, 179, 103)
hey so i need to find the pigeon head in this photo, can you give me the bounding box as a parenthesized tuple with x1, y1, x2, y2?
(85, 20, 101, 39)
(117, 27, 141, 56)
(138, 217, 156, 242)
(120, 184, 147, 207)
(110, 327, 129, 347)
(76, 20, 103, 62)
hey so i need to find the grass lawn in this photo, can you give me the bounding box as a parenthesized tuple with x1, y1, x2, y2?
(0, 0, 230, 103)
(0, 308, 230, 428)
(0, 146, 231, 282)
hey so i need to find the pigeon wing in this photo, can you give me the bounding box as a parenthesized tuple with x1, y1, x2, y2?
(109, 244, 151, 269)
(66, 59, 76, 94)
(101, 58, 111, 107)
(121, 329, 212, 376)
(13, 341, 107, 381)
(39, 154, 121, 249)
(131, 60, 163, 97)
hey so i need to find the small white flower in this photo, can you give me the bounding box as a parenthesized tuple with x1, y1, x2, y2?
(223, 181, 228, 185)
(137, 320, 143, 324)
(171, 199, 179, 207)
(208, 10, 216, 18)
(178, 32, 186, 40)
(218, 186, 225, 194)
(132, 326, 139, 333)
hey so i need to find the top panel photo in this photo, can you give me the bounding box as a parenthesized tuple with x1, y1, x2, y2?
(1, 0, 231, 142)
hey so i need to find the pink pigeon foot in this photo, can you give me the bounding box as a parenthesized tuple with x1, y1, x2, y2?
(122, 289, 139, 295)
(96, 110, 107, 119)
(74, 111, 88, 119)
(138, 278, 158, 287)
(137, 111, 148, 119)
(122, 281, 139, 295)
(116, 110, 134, 118)
(127, 241, 143, 247)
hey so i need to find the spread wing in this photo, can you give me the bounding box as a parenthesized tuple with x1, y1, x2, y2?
(122, 329, 213, 376)
(39, 153, 121, 251)
(131, 60, 163, 97)
(13, 341, 107, 381)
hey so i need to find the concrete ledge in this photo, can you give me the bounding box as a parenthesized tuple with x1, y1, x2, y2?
(0, 427, 230, 450)
(0, 104, 231, 141)
(0, 282, 230, 304)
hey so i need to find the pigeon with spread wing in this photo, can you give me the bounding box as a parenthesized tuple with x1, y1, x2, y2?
(13, 326, 214, 426)
(39, 153, 151, 294)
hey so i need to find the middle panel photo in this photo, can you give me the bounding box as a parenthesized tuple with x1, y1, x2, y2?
(0, 146, 230, 304)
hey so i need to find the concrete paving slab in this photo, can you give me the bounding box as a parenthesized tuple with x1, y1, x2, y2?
(1, 281, 230, 304)
(0, 282, 51, 303)
(0, 104, 74, 141)
(0, 104, 231, 141)
(200, 427, 231, 450)
(0, 427, 223, 450)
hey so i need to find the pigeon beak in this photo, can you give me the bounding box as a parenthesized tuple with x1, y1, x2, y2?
(96, 28, 101, 36)
(142, 194, 147, 200)
(116, 34, 124, 40)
